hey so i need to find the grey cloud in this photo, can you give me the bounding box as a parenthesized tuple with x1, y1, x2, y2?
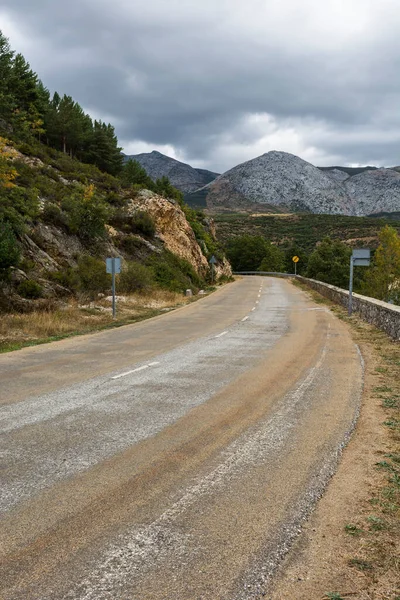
(1, 0, 400, 171)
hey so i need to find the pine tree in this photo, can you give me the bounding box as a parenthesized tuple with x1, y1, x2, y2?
(121, 159, 154, 188)
(84, 121, 123, 175)
(0, 29, 124, 175)
(0, 32, 16, 128)
(155, 175, 183, 202)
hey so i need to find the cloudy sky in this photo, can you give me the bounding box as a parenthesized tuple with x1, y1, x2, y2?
(1, 0, 400, 172)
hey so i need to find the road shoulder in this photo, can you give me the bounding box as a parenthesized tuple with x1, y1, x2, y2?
(268, 289, 400, 600)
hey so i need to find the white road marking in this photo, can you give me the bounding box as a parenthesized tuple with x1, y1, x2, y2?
(258, 294, 261, 298)
(241, 316, 249, 322)
(252, 307, 256, 311)
(111, 362, 160, 380)
(215, 331, 228, 338)
(74, 331, 333, 600)
(256, 301, 259, 304)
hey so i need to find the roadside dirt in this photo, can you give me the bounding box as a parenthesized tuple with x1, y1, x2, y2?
(268, 290, 400, 600)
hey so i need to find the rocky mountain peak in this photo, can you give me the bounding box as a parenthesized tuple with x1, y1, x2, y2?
(124, 151, 219, 193)
(184, 151, 400, 217)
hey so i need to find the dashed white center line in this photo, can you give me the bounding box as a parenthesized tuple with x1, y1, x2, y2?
(241, 316, 249, 322)
(258, 294, 261, 298)
(215, 331, 228, 338)
(256, 301, 259, 304)
(111, 361, 160, 380)
(252, 307, 256, 311)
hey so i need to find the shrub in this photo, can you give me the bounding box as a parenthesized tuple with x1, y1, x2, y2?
(75, 255, 111, 299)
(47, 268, 80, 291)
(62, 185, 109, 242)
(0, 185, 40, 232)
(116, 234, 146, 255)
(17, 279, 43, 298)
(16, 142, 36, 156)
(42, 203, 69, 229)
(119, 261, 154, 293)
(131, 211, 156, 238)
(104, 191, 125, 206)
(148, 250, 203, 293)
(110, 208, 156, 238)
(0, 219, 20, 275)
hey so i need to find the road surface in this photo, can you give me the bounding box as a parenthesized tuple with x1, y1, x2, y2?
(0, 277, 363, 599)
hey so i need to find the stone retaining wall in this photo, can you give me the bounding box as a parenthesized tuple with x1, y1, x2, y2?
(298, 276, 400, 341)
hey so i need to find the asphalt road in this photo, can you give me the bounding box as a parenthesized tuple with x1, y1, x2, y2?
(0, 277, 363, 599)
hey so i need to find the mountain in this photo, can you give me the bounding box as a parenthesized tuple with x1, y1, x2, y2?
(188, 151, 354, 214)
(185, 151, 400, 216)
(124, 151, 219, 193)
(343, 168, 400, 216)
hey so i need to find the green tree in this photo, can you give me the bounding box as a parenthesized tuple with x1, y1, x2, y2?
(307, 237, 351, 288)
(258, 242, 285, 272)
(282, 243, 308, 275)
(0, 30, 124, 175)
(121, 159, 154, 188)
(226, 235, 272, 271)
(362, 225, 400, 304)
(0, 32, 15, 125)
(155, 175, 183, 202)
(83, 121, 123, 175)
(45, 93, 92, 156)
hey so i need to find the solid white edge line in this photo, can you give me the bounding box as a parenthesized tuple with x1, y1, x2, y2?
(111, 361, 160, 380)
(215, 331, 228, 338)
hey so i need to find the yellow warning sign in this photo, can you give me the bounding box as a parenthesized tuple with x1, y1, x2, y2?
(292, 256, 300, 263)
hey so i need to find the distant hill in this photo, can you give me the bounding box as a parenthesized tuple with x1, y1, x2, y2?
(185, 151, 400, 216)
(214, 212, 400, 254)
(124, 151, 219, 193)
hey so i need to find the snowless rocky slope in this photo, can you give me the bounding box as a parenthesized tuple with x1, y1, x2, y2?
(186, 151, 400, 216)
(124, 151, 219, 193)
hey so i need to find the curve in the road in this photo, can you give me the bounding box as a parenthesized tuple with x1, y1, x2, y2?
(0, 277, 363, 600)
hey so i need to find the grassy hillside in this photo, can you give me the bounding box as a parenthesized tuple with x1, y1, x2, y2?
(214, 212, 400, 253)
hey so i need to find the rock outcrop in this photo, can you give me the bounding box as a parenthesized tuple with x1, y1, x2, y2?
(128, 190, 209, 275)
(124, 151, 219, 193)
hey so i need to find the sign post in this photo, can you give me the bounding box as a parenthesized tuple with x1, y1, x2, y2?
(209, 255, 217, 284)
(106, 257, 121, 319)
(348, 249, 370, 316)
(292, 255, 300, 276)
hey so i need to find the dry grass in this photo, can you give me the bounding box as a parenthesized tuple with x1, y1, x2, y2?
(0, 290, 191, 352)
